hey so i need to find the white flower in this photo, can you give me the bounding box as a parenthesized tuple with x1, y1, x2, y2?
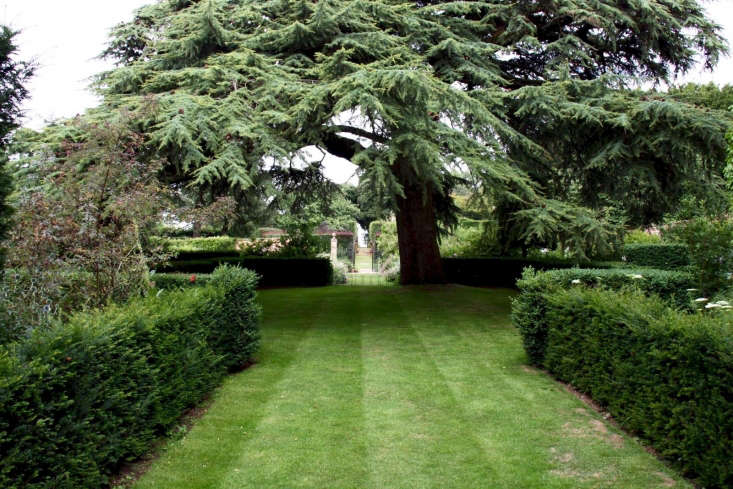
(621, 256, 627, 262)
(686, 288, 699, 292)
(540, 248, 549, 254)
(694, 298, 709, 303)
(705, 303, 721, 309)
(716, 300, 730, 306)
(721, 306, 733, 310)
(629, 274, 643, 280)
(571, 279, 582, 285)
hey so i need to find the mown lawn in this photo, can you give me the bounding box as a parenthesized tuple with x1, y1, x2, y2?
(132, 285, 689, 489)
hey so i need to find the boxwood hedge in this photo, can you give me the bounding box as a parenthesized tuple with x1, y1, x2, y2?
(525, 287, 732, 488)
(622, 243, 690, 269)
(0, 265, 260, 489)
(442, 257, 620, 288)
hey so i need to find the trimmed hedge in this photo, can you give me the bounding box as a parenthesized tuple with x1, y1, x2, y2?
(512, 267, 694, 365)
(622, 243, 690, 269)
(442, 257, 618, 288)
(152, 272, 212, 289)
(158, 257, 333, 287)
(0, 266, 260, 489)
(518, 287, 732, 488)
(161, 236, 239, 253)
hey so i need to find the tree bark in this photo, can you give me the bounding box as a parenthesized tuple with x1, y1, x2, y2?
(393, 158, 445, 285)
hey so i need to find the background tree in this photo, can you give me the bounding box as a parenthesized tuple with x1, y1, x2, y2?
(668, 82, 733, 111)
(0, 26, 34, 267)
(95, 0, 728, 283)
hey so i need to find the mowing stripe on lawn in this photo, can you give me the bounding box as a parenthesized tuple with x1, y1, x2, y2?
(394, 286, 690, 489)
(132, 288, 327, 489)
(215, 287, 369, 489)
(360, 287, 502, 489)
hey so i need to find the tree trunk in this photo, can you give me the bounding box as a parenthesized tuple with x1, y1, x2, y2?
(393, 159, 445, 285)
(192, 220, 202, 238)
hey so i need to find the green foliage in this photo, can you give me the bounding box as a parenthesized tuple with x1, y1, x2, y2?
(728, 128, 733, 192)
(343, 181, 391, 231)
(0, 26, 34, 267)
(159, 256, 333, 287)
(622, 243, 690, 270)
(663, 216, 733, 294)
(623, 229, 662, 244)
(3, 112, 170, 324)
(439, 219, 500, 257)
(374, 220, 399, 273)
(95, 0, 729, 273)
(502, 199, 625, 263)
(0, 26, 33, 145)
(668, 83, 733, 112)
(0, 265, 260, 489)
(518, 287, 733, 488)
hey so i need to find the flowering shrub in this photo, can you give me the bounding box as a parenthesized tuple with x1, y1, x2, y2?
(2, 114, 169, 341)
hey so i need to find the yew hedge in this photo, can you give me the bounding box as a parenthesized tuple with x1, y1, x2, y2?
(512, 274, 731, 488)
(0, 266, 260, 489)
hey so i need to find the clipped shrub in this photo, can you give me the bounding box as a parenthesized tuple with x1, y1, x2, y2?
(0, 265, 260, 489)
(158, 257, 333, 287)
(622, 243, 689, 270)
(531, 287, 733, 488)
(512, 267, 694, 365)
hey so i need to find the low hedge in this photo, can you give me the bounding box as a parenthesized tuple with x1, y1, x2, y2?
(161, 236, 239, 253)
(442, 257, 618, 288)
(152, 272, 213, 289)
(0, 266, 260, 489)
(158, 257, 333, 287)
(519, 287, 732, 488)
(512, 267, 694, 365)
(622, 243, 690, 269)
(171, 250, 241, 260)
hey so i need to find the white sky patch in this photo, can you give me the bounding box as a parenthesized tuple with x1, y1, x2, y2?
(2, 0, 732, 185)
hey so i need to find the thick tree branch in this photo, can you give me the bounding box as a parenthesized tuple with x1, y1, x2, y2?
(329, 125, 388, 144)
(319, 131, 368, 161)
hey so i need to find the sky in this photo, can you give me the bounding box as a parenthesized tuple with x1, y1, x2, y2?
(2, 0, 733, 183)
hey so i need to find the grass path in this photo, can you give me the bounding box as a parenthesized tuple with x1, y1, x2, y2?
(132, 286, 689, 489)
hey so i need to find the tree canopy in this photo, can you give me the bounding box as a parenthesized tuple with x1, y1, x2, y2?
(86, 0, 731, 281)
